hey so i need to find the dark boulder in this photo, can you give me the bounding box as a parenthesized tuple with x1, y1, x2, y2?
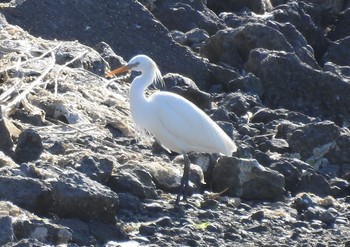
(200, 21, 318, 70)
(211, 157, 285, 200)
(49, 167, 119, 223)
(152, 0, 224, 34)
(323, 37, 350, 67)
(270, 158, 302, 192)
(73, 155, 114, 184)
(163, 73, 212, 110)
(287, 121, 340, 160)
(107, 164, 158, 200)
(12, 129, 44, 164)
(245, 48, 350, 124)
(294, 172, 332, 197)
(0, 176, 52, 215)
(327, 8, 350, 41)
(207, 0, 273, 14)
(273, 1, 329, 62)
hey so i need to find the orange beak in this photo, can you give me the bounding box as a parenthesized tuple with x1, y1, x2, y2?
(105, 64, 130, 78)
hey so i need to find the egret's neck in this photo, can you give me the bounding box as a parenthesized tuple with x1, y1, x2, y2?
(129, 71, 154, 126)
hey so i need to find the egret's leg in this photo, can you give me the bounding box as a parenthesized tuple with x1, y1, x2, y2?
(175, 152, 191, 205)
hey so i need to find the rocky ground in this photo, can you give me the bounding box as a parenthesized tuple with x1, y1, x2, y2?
(0, 0, 350, 246)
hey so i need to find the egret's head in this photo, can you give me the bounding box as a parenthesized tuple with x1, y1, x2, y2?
(106, 54, 164, 88)
(106, 54, 156, 77)
(127, 54, 155, 73)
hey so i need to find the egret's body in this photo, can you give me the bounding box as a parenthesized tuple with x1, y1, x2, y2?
(106, 55, 237, 204)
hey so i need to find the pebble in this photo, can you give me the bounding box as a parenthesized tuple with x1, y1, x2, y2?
(319, 210, 337, 224)
(250, 210, 265, 221)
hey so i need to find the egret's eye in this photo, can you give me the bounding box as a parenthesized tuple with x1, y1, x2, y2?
(131, 62, 140, 67)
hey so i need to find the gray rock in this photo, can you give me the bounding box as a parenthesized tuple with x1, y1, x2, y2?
(12, 129, 44, 164)
(329, 178, 349, 197)
(251, 108, 286, 124)
(294, 172, 331, 197)
(327, 8, 350, 41)
(207, 0, 273, 14)
(54, 41, 107, 76)
(59, 219, 92, 246)
(200, 21, 317, 70)
(303, 206, 325, 221)
(292, 193, 317, 213)
(273, 1, 329, 60)
(2, 238, 47, 246)
(258, 138, 290, 153)
(73, 155, 114, 184)
(117, 192, 142, 213)
(288, 121, 340, 160)
(227, 73, 264, 97)
(270, 158, 302, 192)
(163, 73, 212, 110)
(186, 28, 209, 44)
(0, 176, 52, 215)
(47, 140, 66, 155)
(49, 167, 119, 223)
(319, 208, 338, 225)
(222, 92, 256, 116)
(88, 220, 126, 244)
(185, 28, 209, 51)
(60, 218, 126, 246)
(152, 0, 224, 34)
(13, 220, 72, 244)
(169, 30, 187, 45)
(94, 41, 125, 73)
(327, 133, 350, 176)
(211, 157, 285, 200)
(324, 62, 350, 79)
(245, 48, 350, 124)
(0, 216, 14, 245)
(323, 37, 350, 66)
(0, 117, 16, 155)
(107, 164, 158, 199)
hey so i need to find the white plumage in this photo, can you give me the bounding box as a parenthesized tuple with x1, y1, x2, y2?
(106, 54, 237, 204)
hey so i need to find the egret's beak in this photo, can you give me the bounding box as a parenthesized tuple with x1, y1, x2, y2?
(105, 64, 131, 78)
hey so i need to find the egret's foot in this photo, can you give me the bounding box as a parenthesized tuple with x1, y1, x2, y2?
(175, 152, 191, 205)
(175, 186, 189, 205)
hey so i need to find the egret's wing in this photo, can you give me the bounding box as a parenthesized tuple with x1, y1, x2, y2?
(148, 92, 231, 154)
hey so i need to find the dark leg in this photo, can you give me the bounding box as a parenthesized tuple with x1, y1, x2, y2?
(175, 152, 191, 205)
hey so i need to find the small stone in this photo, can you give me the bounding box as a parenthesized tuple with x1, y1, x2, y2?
(48, 140, 66, 155)
(139, 224, 157, 236)
(108, 165, 157, 199)
(198, 210, 219, 220)
(169, 30, 187, 45)
(156, 216, 173, 227)
(250, 210, 265, 221)
(201, 199, 219, 209)
(303, 206, 323, 221)
(0, 117, 17, 154)
(224, 232, 242, 241)
(186, 28, 209, 44)
(206, 223, 223, 233)
(319, 209, 337, 225)
(310, 220, 324, 229)
(247, 225, 269, 232)
(0, 216, 14, 244)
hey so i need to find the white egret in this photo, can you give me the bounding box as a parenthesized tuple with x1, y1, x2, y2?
(106, 55, 237, 204)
